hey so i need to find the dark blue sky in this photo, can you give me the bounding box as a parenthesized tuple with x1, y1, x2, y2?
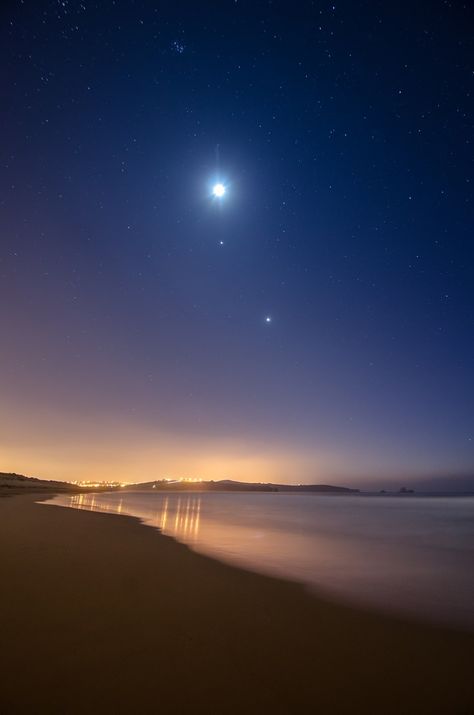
(1, 0, 473, 486)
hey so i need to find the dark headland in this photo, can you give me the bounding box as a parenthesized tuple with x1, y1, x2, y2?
(122, 478, 359, 493)
(0, 471, 78, 494)
(0, 471, 359, 494)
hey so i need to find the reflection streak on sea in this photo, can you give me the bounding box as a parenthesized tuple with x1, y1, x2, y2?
(68, 493, 201, 542)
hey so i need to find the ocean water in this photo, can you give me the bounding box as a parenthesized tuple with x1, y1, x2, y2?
(45, 491, 474, 629)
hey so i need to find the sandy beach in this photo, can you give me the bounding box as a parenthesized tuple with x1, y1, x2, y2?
(1, 493, 473, 714)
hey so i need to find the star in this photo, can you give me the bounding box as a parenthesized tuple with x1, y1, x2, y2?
(265, 316, 272, 323)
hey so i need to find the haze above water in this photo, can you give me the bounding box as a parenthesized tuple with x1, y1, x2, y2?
(47, 492, 474, 629)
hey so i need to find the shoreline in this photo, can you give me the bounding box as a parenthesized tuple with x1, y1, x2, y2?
(1, 492, 473, 714)
(45, 489, 474, 633)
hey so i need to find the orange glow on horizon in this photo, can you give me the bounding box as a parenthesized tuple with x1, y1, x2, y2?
(2, 399, 435, 487)
(0, 400, 344, 484)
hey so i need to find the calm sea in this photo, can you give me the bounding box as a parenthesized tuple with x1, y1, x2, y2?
(45, 491, 474, 629)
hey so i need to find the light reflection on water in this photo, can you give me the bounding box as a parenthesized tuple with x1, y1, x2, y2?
(46, 492, 474, 629)
(67, 492, 202, 542)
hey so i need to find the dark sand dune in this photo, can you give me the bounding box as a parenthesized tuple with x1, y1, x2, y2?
(0, 493, 473, 714)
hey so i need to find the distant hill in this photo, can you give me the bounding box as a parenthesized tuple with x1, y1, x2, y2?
(0, 472, 358, 495)
(122, 479, 359, 494)
(0, 472, 75, 492)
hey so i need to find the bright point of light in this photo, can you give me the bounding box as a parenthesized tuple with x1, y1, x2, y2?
(265, 316, 272, 323)
(213, 183, 226, 198)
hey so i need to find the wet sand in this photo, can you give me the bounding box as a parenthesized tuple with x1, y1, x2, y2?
(0, 493, 473, 714)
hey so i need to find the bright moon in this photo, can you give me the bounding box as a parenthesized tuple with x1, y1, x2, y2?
(213, 183, 226, 198)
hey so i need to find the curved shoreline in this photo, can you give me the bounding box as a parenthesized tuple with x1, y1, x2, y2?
(1, 492, 473, 714)
(44, 490, 474, 633)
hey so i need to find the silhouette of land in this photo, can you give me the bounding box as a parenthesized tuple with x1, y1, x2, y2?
(0, 471, 359, 494)
(0, 471, 78, 494)
(123, 478, 359, 493)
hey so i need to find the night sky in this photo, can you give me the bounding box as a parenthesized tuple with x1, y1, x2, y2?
(1, 1, 473, 487)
